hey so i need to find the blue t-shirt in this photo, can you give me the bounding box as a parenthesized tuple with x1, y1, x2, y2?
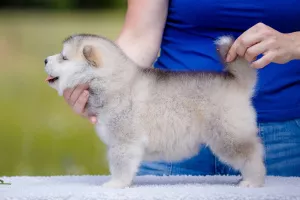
(154, 0, 300, 122)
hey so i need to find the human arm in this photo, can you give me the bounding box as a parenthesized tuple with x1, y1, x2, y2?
(115, 0, 169, 67)
(226, 22, 300, 68)
(63, 0, 169, 124)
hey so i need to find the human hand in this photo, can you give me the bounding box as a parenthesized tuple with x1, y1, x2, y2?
(63, 84, 97, 124)
(226, 22, 300, 68)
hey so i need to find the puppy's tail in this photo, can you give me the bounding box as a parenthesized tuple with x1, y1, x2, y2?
(215, 36, 257, 93)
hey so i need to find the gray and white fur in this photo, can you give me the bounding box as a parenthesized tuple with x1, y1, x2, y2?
(44, 34, 266, 188)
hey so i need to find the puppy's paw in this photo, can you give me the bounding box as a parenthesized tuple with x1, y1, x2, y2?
(238, 180, 264, 188)
(102, 180, 130, 189)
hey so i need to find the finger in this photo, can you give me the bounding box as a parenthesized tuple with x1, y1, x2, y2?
(63, 88, 75, 102)
(251, 52, 275, 69)
(69, 84, 89, 106)
(226, 24, 265, 62)
(227, 34, 264, 62)
(244, 40, 269, 62)
(81, 111, 97, 124)
(81, 105, 97, 124)
(81, 109, 90, 118)
(73, 90, 89, 114)
(235, 35, 260, 58)
(226, 40, 238, 62)
(89, 116, 97, 124)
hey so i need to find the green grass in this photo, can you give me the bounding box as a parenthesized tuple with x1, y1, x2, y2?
(0, 10, 125, 176)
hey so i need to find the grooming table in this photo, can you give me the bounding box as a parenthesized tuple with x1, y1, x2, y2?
(1, 175, 300, 200)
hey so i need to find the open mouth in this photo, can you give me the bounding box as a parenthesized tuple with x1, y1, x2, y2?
(45, 76, 59, 84)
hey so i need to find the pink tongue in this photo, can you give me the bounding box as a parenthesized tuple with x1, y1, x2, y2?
(45, 76, 54, 82)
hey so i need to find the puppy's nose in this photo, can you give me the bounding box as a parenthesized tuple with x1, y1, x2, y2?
(44, 58, 48, 65)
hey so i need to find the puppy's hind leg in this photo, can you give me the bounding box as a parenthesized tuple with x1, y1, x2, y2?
(102, 142, 144, 189)
(207, 122, 266, 187)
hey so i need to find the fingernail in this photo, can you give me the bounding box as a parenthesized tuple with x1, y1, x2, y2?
(84, 90, 89, 96)
(91, 117, 97, 124)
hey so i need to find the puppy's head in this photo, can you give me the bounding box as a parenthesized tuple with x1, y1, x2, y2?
(44, 34, 123, 95)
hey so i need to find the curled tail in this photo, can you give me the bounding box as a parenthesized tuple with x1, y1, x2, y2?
(215, 36, 257, 93)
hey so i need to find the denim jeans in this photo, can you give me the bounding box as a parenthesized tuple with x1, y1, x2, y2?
(137, 119, 300, 176)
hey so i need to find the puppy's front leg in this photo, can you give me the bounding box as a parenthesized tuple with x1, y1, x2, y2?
(102, 142, 144, 189)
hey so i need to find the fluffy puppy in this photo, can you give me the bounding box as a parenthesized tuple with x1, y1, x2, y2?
(44, 34, 266, 188)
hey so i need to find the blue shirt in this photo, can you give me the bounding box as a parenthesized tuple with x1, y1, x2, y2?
(154, 0, 300, 122)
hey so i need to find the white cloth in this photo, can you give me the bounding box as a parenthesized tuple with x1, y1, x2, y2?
(1, 175, 300, 200)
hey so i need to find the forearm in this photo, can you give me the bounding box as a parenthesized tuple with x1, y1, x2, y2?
(287, 31, 300, 60)
(116, 30, 162, 68)
(115, 0, 168, 67)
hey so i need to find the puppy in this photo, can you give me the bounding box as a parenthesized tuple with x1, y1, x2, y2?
(44, 34, 266, 188)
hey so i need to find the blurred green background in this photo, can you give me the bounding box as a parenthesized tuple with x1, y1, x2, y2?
(0, 0, 126, 176)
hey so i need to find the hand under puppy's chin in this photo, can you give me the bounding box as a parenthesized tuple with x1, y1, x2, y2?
(56, 78, 87, 97)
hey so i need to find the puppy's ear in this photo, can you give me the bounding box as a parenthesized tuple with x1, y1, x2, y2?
(83, 45, 101, 67)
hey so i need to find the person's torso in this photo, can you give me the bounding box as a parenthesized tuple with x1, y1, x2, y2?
(155, 0, 300, 122)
